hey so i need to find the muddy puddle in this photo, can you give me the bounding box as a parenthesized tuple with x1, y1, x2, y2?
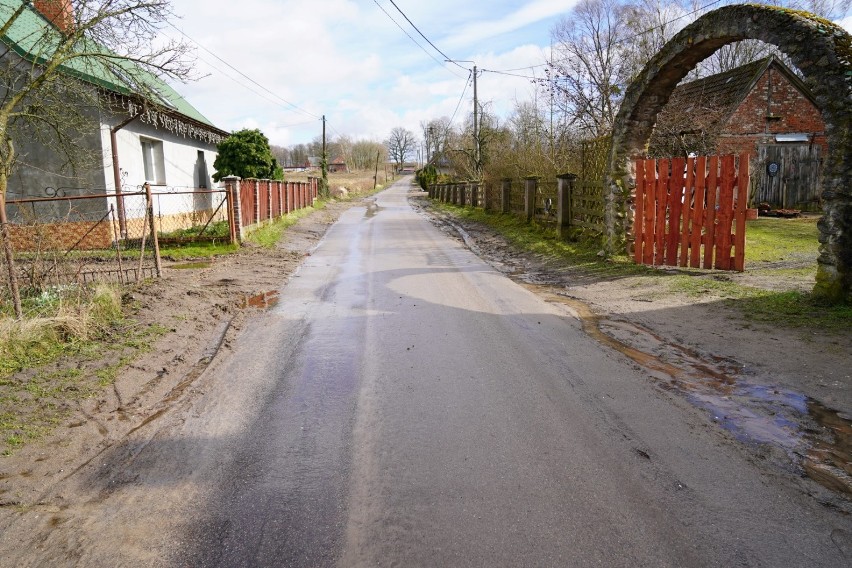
(240, 290, 280, 309)
(364, 200, 381, 219)
(522, 281, 851, 499)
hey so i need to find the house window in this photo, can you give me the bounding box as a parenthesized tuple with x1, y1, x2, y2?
(140, 138, 166, 184)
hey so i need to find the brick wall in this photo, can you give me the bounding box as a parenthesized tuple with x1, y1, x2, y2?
(718, 63, 827, 155)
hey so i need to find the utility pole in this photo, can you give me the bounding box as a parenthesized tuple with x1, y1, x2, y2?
(472, 64, 479, 179)
(446, 60, 480, 180)
(321, 115, 328, 198)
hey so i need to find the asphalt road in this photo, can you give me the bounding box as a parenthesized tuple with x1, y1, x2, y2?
(14, 177, 847, 566)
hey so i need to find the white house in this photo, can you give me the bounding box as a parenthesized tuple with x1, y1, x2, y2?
(1, 0, 229, 235)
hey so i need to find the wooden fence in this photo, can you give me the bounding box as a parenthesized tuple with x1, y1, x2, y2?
(633, 154, 750, 271)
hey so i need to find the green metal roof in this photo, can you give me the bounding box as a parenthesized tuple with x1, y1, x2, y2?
(0, 0, 220, 130)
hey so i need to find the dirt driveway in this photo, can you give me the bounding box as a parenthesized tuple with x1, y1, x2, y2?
(0, 186, 849, 531)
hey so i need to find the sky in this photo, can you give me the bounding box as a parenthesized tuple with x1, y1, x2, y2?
(161, 0, 579, 147)
(160, 1, 852, 149)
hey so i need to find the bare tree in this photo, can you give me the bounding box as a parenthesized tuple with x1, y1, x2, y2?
(350, 140, 386, 171)
(548, 0, 631, 138)
(0, 0, 194, 317)
(385, 127, 417, 170)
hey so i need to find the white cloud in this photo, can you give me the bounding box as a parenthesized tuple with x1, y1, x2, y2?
(163, 1, 565, 146)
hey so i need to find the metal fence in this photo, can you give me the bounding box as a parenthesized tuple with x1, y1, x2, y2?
(2, 187, 160, 294)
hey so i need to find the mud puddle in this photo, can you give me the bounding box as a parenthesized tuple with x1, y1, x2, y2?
(364, 200, 381, 219)
(523, 281, 851, 499)
(240, 290, 280, 309)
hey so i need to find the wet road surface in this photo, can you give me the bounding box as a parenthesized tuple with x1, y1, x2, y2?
(4, 177, 847, 566)
(172, 178, 849, 566)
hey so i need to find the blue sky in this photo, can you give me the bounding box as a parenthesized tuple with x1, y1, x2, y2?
(162, 1, 852, 148)
(163, 0, 578, 146)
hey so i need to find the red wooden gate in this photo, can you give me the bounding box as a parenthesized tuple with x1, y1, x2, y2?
(633, 154, 750, 271)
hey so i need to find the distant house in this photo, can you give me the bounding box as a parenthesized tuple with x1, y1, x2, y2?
(306, 157, 321, 169)
(328, 156, 348, 173)
(650, 56, 826, 210)
(1, 0, 229, 224)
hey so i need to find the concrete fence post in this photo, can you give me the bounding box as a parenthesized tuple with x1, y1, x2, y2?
(459, 182, 467, 207)
(470, 182, 478, 208)
(251, 179, 259, 225)
(557, 173, 578, 239)
(483, 182, 493, 211)
(266, 180, 273, 221)
(223, 176, 243, 242)
(501, 179, 511, 213)
(524, 177, 538, 222)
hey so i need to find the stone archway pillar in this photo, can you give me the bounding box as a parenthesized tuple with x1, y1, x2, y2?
(606, 5, 852, 302)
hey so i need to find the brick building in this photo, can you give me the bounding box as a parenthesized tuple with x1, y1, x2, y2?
(650, 56, 826, 210)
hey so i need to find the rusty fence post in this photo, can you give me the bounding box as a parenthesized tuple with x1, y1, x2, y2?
(501, 179, 511, 214)
(144, 182, 162, 277)
(557, 173, 577, 239)
(524, 177, 537, 222)
(223, 175, 242, 242)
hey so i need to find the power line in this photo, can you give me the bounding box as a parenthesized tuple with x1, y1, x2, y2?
(486, 0, 726, 75)
(449, 71, 472, 125)
(386, 0, 465, 70)
(166, 22, 320, 120)
(190, 52, 318, 116)
(372, 0, 466, 78)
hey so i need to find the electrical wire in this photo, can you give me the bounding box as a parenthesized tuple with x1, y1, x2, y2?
(372, 0, 465, 78)
(386, 0, 465, 69)
(448, 71, 472, 126)
(485, 0, 726, 75)
(165, 22, 320, 119)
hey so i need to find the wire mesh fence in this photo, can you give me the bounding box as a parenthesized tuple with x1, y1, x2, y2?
(148, 186, 230, 244)
(1, 189, 159, 297)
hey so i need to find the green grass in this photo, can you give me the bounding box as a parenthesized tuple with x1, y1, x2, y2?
(745, 216, 819, 263)
(439, 203, 650, 279)
(159, 220, 230, 240)
(433, 202, 848, 332)
(246, 201, 327, 247)
(158, 241, 238, 259)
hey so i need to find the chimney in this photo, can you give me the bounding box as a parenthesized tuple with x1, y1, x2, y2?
(33, 0, 75, 33)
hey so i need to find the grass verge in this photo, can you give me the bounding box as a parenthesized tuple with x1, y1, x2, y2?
(246, 201, 328, 247)
(432, 202, 848, 332)
(0, 285, 167, 455)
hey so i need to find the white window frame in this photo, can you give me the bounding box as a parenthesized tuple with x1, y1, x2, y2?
(140, 137, 166, 185)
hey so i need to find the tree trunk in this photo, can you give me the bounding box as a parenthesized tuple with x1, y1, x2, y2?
(0, 191, 22, 319)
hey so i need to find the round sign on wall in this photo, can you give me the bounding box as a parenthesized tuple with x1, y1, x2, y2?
(766, 161, 780, 177)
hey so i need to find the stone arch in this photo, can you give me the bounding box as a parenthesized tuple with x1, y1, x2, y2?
(607, 5, 852, 301)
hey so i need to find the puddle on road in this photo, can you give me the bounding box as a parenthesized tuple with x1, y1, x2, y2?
(170, 261, 212, 270)
(240, 290, 280, 309)
(522, 281, 852, 498)
(364, 200, 382, 219)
